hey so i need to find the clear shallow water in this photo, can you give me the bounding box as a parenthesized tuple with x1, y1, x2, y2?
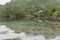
(0, 22, 59, 40)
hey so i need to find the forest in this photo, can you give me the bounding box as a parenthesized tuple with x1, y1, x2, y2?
(0, 0, 60, 21)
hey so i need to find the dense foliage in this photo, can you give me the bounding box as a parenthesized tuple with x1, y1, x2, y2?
(0, 0, 60, 21)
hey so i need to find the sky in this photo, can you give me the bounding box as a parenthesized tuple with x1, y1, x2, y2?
(0, 0, 11, 5)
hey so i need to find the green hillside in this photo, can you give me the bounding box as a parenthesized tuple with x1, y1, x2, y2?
(0, 0, 60, 21)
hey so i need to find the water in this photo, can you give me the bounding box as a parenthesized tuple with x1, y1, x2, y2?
(0, 25, 60, 40)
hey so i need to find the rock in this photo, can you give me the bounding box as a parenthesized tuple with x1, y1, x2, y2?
(50, 36, 60, 40)
(6, 28, 15, 33)
(0, 25, 8, 33)
(28, 35, 46, 40)
(38, 10, 43, 13)
(38, 20, 43, 23)
(18, 32, 46, 40)
(0, 25, 7, 28)
(0, 25, 18, 40)
(0, 25, 15, 34)
(18, 32, 26, 39)
(0, 33, 18, 40)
